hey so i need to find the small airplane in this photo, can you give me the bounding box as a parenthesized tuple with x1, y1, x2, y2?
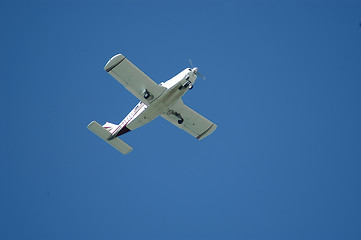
(88, 54, 217, 154)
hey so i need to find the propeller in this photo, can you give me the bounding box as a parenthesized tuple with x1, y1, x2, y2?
(188, 59, 206, 80)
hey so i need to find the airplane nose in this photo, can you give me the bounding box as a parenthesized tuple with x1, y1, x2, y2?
(192, 67, 198, 73)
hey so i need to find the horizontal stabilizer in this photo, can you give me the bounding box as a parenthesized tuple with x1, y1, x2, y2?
(87, 121, 133, 154)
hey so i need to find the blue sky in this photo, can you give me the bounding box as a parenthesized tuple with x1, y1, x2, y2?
(1, 1, 361, 239)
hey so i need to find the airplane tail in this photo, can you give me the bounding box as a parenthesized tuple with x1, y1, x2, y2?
(102, 122, 119, 134)
(87, 121, 133, 154)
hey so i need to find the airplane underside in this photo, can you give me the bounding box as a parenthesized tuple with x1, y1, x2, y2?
(88, 53, 217, 154)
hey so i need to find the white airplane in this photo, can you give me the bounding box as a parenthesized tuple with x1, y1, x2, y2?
(88, 54, 217, 154)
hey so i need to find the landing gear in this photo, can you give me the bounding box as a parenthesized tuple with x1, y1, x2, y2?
(184, 81, 191, 88)
(178, 118, 184, 124)
(179, 81, 192, 90)
(143, 90, 150, 99)
(167, 110, 184, 124)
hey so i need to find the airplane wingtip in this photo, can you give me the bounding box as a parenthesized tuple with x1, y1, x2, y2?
(104, 54, 125, 72)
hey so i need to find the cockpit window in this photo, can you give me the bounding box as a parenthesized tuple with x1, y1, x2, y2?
(188, 68, 192, 71)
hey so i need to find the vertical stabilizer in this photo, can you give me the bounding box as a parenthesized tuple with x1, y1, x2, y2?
(102, 122, 119, 134)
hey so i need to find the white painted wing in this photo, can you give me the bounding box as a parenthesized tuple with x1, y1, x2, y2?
(104, 54, 166, 105)
(161, 100, 217, 140)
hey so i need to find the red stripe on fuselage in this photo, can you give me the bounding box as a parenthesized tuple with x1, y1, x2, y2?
(113, 102, 146, 137)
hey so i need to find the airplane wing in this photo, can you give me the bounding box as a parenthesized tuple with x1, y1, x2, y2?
(104, 54, 167, 105)
(161, 99, 217, 140)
